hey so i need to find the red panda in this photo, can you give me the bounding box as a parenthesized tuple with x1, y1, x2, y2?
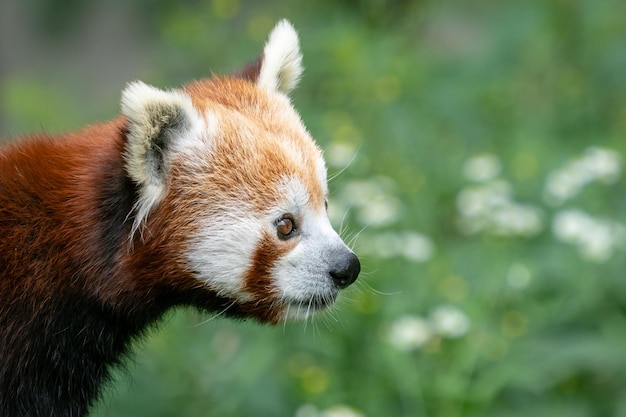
(0, 20, 359, 417)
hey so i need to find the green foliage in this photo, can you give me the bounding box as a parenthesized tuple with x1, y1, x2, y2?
(3, 0, 626, 416)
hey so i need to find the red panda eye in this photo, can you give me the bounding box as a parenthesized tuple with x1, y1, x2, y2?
(324, 199, 328, 211)
(276, 216, 296, 239)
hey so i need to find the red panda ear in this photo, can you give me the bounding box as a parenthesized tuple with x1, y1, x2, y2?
(242, 19, 303, 95)
(121, 81, 199, 237)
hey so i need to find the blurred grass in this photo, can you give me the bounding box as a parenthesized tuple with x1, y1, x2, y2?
(2, 0, 626, 416)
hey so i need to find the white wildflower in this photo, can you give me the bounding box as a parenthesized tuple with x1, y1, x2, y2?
(463, 153, 502, 182)
(553, 209, 626, 262)
(401, 232, 436, 263)
(296, 404, 366, 417)
(489, 201, 543, 237)
(456, 180, 543, 237)
(338, 177, 403, 228)
(552, 209, 593, 244)
(388, 315, 433, 351)
(325, 142, 358, 169)
(581, 147, 622, 183)
(356, 198, 403, 228)
(429, 305, 470, 339)
(360, 231, 435, 263)
(322, 405, 365, 417)
(457, 180, 512, 218)
(295, 404, 320, 417)
(339, 177, 394, 207)
(582, 226, 614, 262)
(545, 147, 622, 206)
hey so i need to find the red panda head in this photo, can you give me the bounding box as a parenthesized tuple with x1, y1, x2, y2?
(119, 20, 359, 324)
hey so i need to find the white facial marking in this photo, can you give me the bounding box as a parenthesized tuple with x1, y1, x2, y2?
(187, 211, 262, 302)
(270, 176, 350, 319)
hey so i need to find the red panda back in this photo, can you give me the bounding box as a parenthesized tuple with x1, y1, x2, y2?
(0, 120, 136, 416)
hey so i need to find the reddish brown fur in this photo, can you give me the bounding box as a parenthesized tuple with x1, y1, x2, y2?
(0, 20, 345, 416)
(183, 77, 325, 209)
(0, 117, 214, 314)
(0, 76, 325, 343)
(0, 116, 233, 416)
(235, 53, 264, 82)
(167, 77, 328, 325)
(241, 230, 300, 323)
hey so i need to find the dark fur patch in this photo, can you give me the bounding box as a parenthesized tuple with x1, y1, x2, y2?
(235, 53, 264, 83)
(145, 103, 189, 179)
(239, 229, 298, 323)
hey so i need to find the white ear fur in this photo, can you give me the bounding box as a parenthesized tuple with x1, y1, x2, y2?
(121, 80, 198, 238)
(257, 19, 303, 94)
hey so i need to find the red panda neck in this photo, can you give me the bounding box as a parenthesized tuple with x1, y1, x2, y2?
(0, 117, 244, 416)
(0, 119, 168, 416)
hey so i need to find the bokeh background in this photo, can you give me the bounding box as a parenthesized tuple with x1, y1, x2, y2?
(2, 0, 626, 416)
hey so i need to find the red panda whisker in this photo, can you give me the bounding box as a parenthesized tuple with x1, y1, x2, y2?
(327, 145, 361, 183)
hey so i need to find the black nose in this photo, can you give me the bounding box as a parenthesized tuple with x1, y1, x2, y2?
(329, 250, 360, 289)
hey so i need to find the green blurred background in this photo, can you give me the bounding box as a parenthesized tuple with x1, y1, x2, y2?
(2, 0, 626, 416)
